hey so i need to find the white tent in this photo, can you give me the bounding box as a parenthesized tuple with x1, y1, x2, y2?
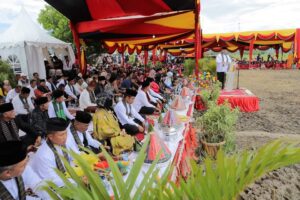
(0, 8, 75, 79)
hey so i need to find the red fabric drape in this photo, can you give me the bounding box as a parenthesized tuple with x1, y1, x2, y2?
(277, 33, 295, 41)
(257, 33, 275, 40)
(127, 45, 136, 55)
(218, 91, 260, 113)
(220, 35, 235, 41)
(85, 0, 171, 20)
(239, 34, 255, 41)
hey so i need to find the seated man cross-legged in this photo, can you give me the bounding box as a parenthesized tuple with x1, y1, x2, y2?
(133, 81, 160, 116)
(67, 111, 102, 154)
(114, 89, 145, 135)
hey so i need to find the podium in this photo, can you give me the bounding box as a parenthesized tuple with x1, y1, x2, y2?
(225, 71, 235, 91)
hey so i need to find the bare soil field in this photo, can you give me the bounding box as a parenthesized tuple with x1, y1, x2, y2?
(234, 70, 300, 200)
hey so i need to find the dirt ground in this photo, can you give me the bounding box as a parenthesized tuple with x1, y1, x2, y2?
(235, 69, 300, 134)
(232, 70, 300, 200)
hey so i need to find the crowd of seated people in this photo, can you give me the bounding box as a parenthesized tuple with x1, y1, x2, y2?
(237, 56, 291, 70)
(0, 61, 187, 199)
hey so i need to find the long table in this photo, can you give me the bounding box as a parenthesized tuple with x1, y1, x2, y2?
(107, 95, 197, 195)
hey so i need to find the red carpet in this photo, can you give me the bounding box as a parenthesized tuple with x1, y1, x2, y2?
(218, 89, 259, 112)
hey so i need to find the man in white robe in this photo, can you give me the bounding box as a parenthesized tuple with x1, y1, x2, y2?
(115, 89, 145, 135)
(67, 111, 101, 153)
(79, 81, 97, 110)
(216, 48, 232, 89)
(5, 86, 21, 103)
(48, 90, 75, 120)
(12, 87, 34, 116)
(0, 141, 49, 199)
(133, 81, 159, 115)
(65, 77, 79, 100)
(31, 118, 74, 187)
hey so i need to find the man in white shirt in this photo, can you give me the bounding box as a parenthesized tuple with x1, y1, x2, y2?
(5, 86, 21, 103)
(67, 111, 101, 153)
(56, 74, 68, 88)
(12, 87, 34, 116)
(133, 81, 159, 115)
(79, 81, 97, 110)
(0, 141, 49, 200)
(65, 76, 79, 100)
(29, 79, 37, 100)
(46, 76, 57, 92)
(48, 90, 75, 120)
(12, 87, 37, 147)
(216, 48, 232, 89)
(63, 56, 73, 74)
(17, 73, 29, 87)
(74, 78, 88, 94)
(115, 89, 145, 135)
(31, 118, 74, 187)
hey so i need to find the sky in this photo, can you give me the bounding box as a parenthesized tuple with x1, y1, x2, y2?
(0, 0, 299, 34)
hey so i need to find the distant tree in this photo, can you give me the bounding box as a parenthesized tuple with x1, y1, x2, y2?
(0, 60, 17, 87)
(38, 5, 73, 43)
(38, 5, 107, 65)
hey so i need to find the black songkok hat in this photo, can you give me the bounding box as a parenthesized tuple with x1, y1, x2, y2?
(68, 76, 75, 82)
(75, 111, 92, 124)
(52, 90, 64, 99)
(141, 80, 150, 88)
(0, 103, 14, 114)
(0, 141, 27, 167)
(35, 97, 49, 106)
(46, 118, 69, 133)
(98, 76, 106, 81)
(21, 87, 30, 94)
(125, 89, 137, 97)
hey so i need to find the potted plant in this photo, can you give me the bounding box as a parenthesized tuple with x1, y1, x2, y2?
(196, 101, 239, 158)
(198, 81, 221, 110)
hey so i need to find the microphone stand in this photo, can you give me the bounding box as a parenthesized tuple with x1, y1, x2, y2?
(236, 67, 240, 89)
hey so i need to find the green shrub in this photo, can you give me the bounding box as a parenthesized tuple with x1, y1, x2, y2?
(183, 59, 195, 77)
(197, 102, 239, 143)
(199, 57, 216, 75)
(0, 60, 16, 87)
(43, 140, 300, 200)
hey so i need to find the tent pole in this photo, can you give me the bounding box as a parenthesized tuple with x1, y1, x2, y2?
(194, 0, 201, 79)
(249, 39, 254, 69)
(70, 22, 83, 74)
(295, 29, 300, 68)
(144, 47, 148, 70)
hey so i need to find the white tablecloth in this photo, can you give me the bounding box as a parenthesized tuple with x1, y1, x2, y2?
(107, 96, 195, 196)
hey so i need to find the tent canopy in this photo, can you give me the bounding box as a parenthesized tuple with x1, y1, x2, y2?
(0, 8, 70, 49)
(46, 0, 196, 44)
(0, 8, 75, 78)
(156, 29, 299, 57)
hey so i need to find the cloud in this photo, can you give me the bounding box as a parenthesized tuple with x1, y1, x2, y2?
(0, 0, 47, 33)
(0, 0, 299, 35)
(201, 0, 300, 33)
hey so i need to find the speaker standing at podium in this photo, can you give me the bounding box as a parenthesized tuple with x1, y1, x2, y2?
(216, 48, 232, 89)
